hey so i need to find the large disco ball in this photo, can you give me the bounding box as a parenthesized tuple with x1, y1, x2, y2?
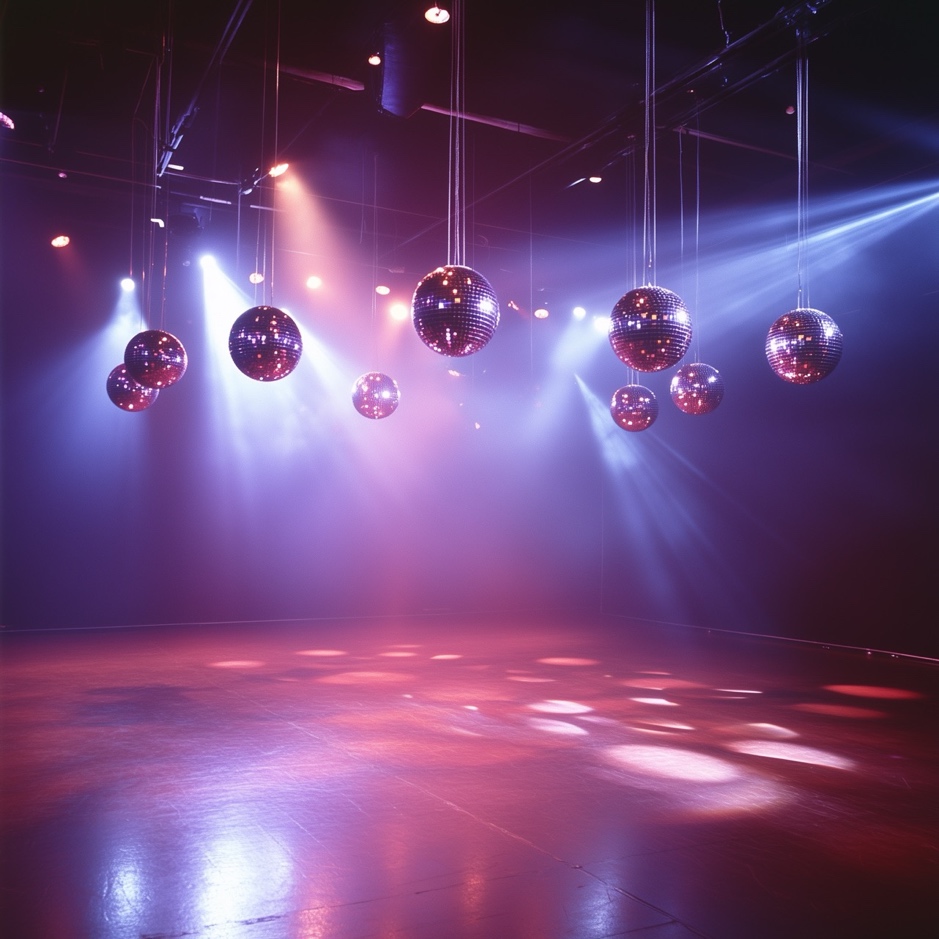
(765, 308, 843, 384)
(412, 265, 499, 357)
(610, 384, 658, 432)
(106, 364, 160, 411)
(670, 362, 724, 415)
(124, 329, 187, 388)
(609, 285, 692, 372)
(352, 371, 401, 419)
(229, 306, 302, 381)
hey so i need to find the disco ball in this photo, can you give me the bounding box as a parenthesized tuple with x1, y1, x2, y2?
(124, 329, 187, 388)
(609, 285, 692, 372)
(106, 364, 160, 411)
(229, 306, 302, 381)
(412, 265, 499, 357)
(670, 362, 725, 415)
(352, 371, 401, 419)
(765, 308, 843, 384)
(610, 384, 658, 432)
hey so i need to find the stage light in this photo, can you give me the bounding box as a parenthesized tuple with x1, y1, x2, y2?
(572, 306, 587, 320)
(592, 315, 610, 335)
(389, 302, 409, 321)
(306, 275, 323, 289)
(51, 235, 70, 248)
(375, 284, 390, 295)
(425, 5, 450, 24)
(368, 52, 382, 66)
(268, 162, 288, 178)
(248, 272, 265, 284)
(120, 278, 135, 292)
(588, 176, 602, 183)
(199, 255, 217, 269)
(534, 306, 549, 319)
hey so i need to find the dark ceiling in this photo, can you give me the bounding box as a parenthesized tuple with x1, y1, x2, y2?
(3, 0, 936, 268)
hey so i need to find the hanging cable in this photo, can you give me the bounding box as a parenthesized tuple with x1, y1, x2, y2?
(795, 31, 809, 308)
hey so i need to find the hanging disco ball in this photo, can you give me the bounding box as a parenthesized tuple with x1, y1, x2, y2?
(412, 265, 499, 357)
(610, 384, 658, 432)
(765, 308, 843, 384)
(670, 362, 725, 415)
(124, 329, 187, 388)
(352, 371, 401, 420)
(229, 306, 302, 381)
(106, 364, 160, 411)
(609, 285, 692, 372)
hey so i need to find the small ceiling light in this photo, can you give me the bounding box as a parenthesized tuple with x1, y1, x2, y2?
(268, 162, 289, 178)
(375, 284, 391, 295)
(368, 52, 382, 66)
(425, 5, 450, 24)
(248, 272, 265, 284)
(588, 176, 602, 183)
(51, 235, 70, 248)
(534, 307, 549, 319)
(120, 277, 135, 292)
(306, 275, 323, 289)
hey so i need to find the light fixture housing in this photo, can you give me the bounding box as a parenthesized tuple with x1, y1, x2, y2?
(425, 5, 450, 25)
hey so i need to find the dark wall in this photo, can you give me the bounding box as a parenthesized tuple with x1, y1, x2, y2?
(2, 167, 937, 657)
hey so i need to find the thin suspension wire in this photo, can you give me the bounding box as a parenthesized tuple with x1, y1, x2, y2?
(795, 34, 809, 308)
(447, 0, 466, 266)
(641, 0, 657, 285)
(694, 116, 702, 358)
(269, 0, 282, 306)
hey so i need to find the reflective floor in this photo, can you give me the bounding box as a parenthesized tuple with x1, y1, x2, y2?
(2, 615, 937, 938)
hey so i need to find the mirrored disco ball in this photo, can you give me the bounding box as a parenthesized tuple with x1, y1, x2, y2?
(609, 285, 692, 372)
(765, 308, 843, 384)
(106, 364, 160, 411)
(124, 329, 187, 388)
(229, 306, 303, 381)
(352, 371, 401, 419)
(610, 384, 658, 432)
(412, 265, 499, 357)
(670, 362, 724, 415)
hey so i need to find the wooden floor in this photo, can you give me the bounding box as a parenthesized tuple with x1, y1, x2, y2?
(1, 614, 937, 938)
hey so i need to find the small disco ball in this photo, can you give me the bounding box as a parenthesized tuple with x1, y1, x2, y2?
(106, 364, 160, 411)
(412, 265, 499, 357)
(609, 285, 692, 372)
(670, 362, 725, 415)
(124, 329, 187, 388)
(229, 306, 302, 381)
(765, 308, 843, 384)
(352, 371, 401, 419)
(610, 384, 658, 432)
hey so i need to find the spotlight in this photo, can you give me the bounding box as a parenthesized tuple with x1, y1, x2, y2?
(375, 284, 391, 295)
(120, 277, 135, 292)
(572, 306, 587, 320)
(368, 52, 382, 66)
(248, 272, 265, 284)
(389, 302, 409, 321)
(534, 307, 549, 319)
(588, 176, 603, 183)
(50, 235, 70, 248)
(268, 162, 289, 178)
(425, 5, 450, 24)
(306, 275, 323, 289)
